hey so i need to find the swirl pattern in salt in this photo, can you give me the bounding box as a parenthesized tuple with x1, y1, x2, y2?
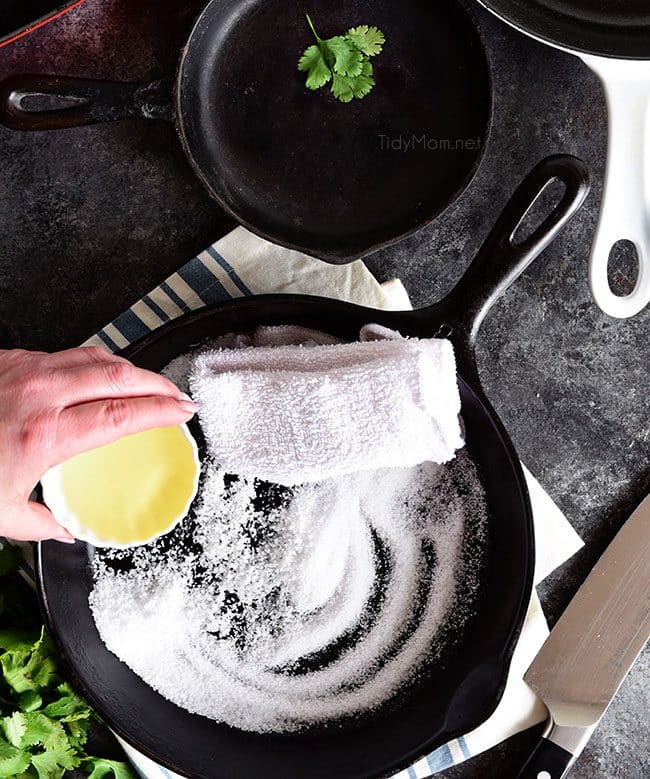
(90, 452, 487, 733)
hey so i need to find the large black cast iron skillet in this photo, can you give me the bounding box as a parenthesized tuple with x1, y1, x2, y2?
(36, 155, 589, 779)
(0, 0, 491, 263)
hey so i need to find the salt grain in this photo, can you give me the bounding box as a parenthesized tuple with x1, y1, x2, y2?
(89, 333, 487, 733)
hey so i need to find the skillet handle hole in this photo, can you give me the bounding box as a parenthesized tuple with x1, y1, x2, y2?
(607, 240, 639, 297)
(511, 177, 566, 246)
(15, 92, 89, 113)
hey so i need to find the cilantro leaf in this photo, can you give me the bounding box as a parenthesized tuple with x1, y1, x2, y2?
(31, 760, 66, 779)
(84, 756, 136, 778)
(2, 628, 58, 694)
(0, 550, 131, 779)
(23, 629, 58, 689)
(331, 61, 375, 103)
(0, 647, 33, 694)
(18, 690, 42, 712)
(55, 680, 76, 697)
(350, 60, 375, 99)
(345, 25, 385, 57)
(22, 712, 65, 748)
(0, 712, 26, 747)
(43, 690, 92, 721)
(331, 73, 354, 103)
(31, 743, 80, 778)
(298, 14, 385, 103)
(0, 735, 30, 777)
(65, 719, 89, 750)
(298, 44, 331, 90)
(324, 36, 363, 77)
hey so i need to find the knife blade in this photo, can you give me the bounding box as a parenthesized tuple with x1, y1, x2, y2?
(517, 493, 650, 779)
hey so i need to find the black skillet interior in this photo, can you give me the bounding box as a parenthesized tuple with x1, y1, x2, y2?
(0, 0, 491, 263)
(479, 0, 650, 59)
(36, 156, 590, 779)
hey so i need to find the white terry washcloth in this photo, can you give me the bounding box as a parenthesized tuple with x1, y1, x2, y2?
(189, 325, 464, 486)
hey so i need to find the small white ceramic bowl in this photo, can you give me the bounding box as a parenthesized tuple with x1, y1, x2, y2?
(40, 423, 201, 549)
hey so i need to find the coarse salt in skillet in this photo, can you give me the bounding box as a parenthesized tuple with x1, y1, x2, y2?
(89, 331, 488, 733)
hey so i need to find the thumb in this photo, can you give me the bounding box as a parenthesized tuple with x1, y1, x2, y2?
(6, 502, 76, 544)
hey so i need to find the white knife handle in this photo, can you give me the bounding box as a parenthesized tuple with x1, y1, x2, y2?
(517, 719, 596, 779)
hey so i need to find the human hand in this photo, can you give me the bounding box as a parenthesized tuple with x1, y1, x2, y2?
(0, 347, 198, 543)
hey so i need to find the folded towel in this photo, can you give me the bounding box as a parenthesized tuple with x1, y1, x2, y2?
(190, 326, 464, 486)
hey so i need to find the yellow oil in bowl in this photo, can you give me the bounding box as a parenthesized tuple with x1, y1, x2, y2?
(41, 424, 200, 547)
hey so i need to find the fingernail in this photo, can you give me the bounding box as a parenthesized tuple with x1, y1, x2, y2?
(179, 392, 194, 403)
(54, 536, 76, 545)
(179, 398, 200, 413)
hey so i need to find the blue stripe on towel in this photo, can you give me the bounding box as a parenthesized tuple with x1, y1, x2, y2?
(96, 329, 120, 352)
(111, 308, 151, 343)
(458, 735, 471, 760)
(205, 245, 253, 296)
(142, 294, 170, 323)
(160, 282, 191, 313)
(176, 257, 231, 304)
(426, 744, 454, 773)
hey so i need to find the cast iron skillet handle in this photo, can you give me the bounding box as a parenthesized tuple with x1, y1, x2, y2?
(0, 74, 174, 131)
(436, 154, 590, 379)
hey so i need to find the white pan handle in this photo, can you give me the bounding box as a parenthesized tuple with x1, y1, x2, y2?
(581, 56, 650, 318)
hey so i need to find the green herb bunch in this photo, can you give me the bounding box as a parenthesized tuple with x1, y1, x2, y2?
(0, 544, 133, 779)
(298, 14, 385, 103)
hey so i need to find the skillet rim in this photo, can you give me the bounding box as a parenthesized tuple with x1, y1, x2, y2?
(478, 0, 650, 60)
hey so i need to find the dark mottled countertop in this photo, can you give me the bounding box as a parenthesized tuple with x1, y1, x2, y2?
(0, 1, 647, 777)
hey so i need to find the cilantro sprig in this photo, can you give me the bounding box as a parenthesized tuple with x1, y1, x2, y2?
(0, 544, 134, 779)
(298, 15, 385, 103)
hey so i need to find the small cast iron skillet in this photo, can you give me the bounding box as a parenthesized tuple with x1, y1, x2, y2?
(0, 0, 491, 263)
(36, 155, 589, 779)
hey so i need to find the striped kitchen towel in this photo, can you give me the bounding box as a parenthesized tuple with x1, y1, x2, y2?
(82, 228, 411, 352)
(18, 226, 583, 778)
